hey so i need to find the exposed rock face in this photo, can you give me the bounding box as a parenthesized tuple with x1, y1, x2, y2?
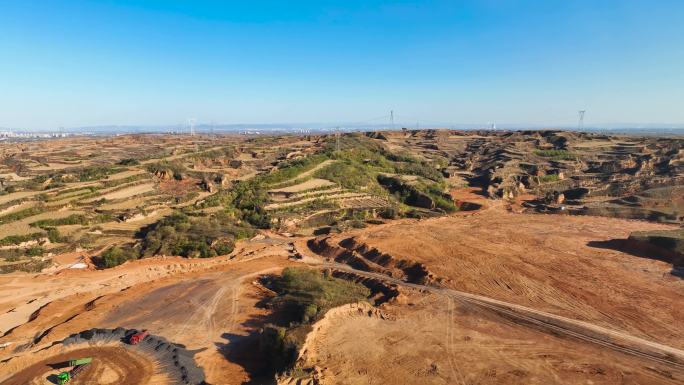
(365, 131, 388, 140)
(627, 228, 684, 276)
(376, 175, 445, 210)
(411, 191, 435, 209)
(388, 129, 683, 223)
(215, 173, 231, 188)
(154, 169, 173, 180)
(200, 178, 216, 193)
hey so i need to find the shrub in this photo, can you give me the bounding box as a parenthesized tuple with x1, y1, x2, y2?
(145, 160, 186, 179)
(117, 158, 140, 166)
(534, 149, 577, 160)
(77, 166, 125, 181)
(139, 212, 254, 258)
(261, 268, 370, 372)
(0, 205, 47, 224)
(379, 207, 399, 219)
(314, 162, 374, 190)
(30, 214, 88, 228)
(25, 246, 44, 257)
(99, 246, 139, 268)
(269, 267, 370, 324)
(0, 233, 43, 246)
(538, 174, 561, 183)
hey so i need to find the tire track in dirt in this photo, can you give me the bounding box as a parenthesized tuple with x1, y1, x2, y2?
(315, 261, 684, 371)
(445, 296, 467, 385)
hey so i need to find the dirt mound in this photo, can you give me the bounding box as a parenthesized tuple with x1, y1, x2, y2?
(277, 302, 392, 385)
(308, 236, 437, 285)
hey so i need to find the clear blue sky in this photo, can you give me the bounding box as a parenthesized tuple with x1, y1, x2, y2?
(1, 0, 683, 130)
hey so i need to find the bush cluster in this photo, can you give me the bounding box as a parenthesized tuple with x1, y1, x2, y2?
(138, 212, 254, 259)
(534, 149, 578, 160)
(260, 268, 370, 372)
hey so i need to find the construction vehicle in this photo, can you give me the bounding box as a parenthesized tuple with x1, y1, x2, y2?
(67, 357, 92, 366)
(57, 357, 92, 384)
(127, 329, 149, 345)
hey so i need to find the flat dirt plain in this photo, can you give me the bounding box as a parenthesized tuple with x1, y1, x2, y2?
(0, 130, 683, 385)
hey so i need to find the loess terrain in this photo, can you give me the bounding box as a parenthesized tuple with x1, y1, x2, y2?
(0, 129, 682, 385)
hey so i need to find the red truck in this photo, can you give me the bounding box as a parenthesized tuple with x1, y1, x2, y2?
(127, 329, 149, 345)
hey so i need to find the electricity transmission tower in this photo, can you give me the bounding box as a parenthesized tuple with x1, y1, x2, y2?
(390, 110, 395, 130)
(335, 126, 341, 152)
(577, 110, 586, 131)
(187, 118, 197, 136)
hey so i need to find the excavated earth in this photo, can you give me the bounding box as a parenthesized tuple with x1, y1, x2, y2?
(2, 346, 159, 385)
(295, 292, 684, 385)
(296, 205, 684, 385)
(309, 207, 684, 347)
(0, 327, 201, 385)
(0, 237, 299, 385)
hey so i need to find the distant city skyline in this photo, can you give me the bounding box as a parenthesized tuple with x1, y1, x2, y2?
(1, 1, 683, 130)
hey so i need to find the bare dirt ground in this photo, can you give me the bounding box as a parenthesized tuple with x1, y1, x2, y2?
(300, 293, 684, 385)
(88, 182, 156, 201)
(0, 237, 298, 385)
(313, 207, 684, 350)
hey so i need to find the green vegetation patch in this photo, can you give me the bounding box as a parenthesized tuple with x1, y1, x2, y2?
(377, 174, 456, 213)
(270, 267, 370, 322)
(98, 245, 140, 268)
(117, 158, 140, 166)
(0, 205, 47, 225)
(30, 214, 89, 228)
(189, 147, 235, 161)
(534, 149, 578, 160)
(138, 211, 255, 259)
(145, 160, 186, 180)
(29, 213, 113, 229)
(76, 166, 126, 182)
(0, 233, 44, 246)
(260, 268, 370, 371)
(261, 154, 329, 186)
(202, 134, 456, 228)
(538, 174, 561, 183)
(95, 211, 256, 268)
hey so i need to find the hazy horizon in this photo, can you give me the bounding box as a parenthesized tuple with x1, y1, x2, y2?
(4, 121, 684, 134)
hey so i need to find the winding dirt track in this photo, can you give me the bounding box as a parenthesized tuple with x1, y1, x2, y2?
(316, 261, 684, 370)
